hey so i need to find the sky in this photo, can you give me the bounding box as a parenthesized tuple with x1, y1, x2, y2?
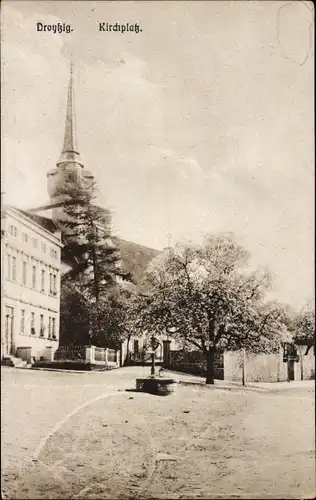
(1, 0, 314, 308)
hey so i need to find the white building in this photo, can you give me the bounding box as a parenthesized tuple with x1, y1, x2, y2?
(1, 205, 62, 363)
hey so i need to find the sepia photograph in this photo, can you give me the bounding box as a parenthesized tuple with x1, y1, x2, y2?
(1, 1, 314, 499)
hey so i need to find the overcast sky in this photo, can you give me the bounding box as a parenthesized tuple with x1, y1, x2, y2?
(1, 0, 314, 307)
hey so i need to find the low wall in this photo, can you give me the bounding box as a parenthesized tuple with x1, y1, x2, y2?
(224, 351, 288, 383)
(224, 347, 315, 383)
(298, 345, 315, 380)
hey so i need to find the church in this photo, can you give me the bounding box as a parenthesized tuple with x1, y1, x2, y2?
(30, 62, 159, 281)
(1, 62, 158, 366)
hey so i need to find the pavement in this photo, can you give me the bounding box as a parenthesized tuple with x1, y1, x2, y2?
(1, 365, 315, 499)
(163, 369, 315, 392)
(15, 364, 316, 391)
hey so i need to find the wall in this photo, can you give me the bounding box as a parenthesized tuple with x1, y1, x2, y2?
(297, 345, 315, 380)
(1, 207, 62, 360)
(224, 347, 315, 383)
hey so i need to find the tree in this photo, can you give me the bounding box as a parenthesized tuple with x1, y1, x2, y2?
(291, 307, 315, 355)
(60, 275, 135, 348)
(59, 183, 133, 347)
(60, 183, 131, 303)
(133, 233, 290, 384)
(59, 275, 90, 346)
(88, 287, 135, 349)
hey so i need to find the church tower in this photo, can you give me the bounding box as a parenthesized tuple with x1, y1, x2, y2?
(47, 62, 95, 234)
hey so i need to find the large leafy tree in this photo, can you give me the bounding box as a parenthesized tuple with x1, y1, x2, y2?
(87, 288, 136, 349)
(134, 233, 290, 384)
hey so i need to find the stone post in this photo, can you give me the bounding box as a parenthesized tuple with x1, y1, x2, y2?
(86, 345, 95, 363)
(116, 350, 120, 366)
(163, 340, 171, 368)
(45, 346, 54, 362)
(120, 341, 126, 367)
(105, 348, 108, 364)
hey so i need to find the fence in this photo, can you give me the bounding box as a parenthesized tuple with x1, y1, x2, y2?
(54, 345, 120, 367)
(107, 349, 117, 363)
(54, 345, 86, 361)
(94, 347, 106, 362)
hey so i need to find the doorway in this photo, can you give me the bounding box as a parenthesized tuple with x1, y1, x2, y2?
(4, 306, 14, 356)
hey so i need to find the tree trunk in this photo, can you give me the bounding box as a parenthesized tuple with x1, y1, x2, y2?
(205, 349, 215, 384)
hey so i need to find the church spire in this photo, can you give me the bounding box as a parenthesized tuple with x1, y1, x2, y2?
(57, 60, 83, 167)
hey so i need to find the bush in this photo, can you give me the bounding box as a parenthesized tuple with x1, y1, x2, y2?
(169, 350, 224, 380)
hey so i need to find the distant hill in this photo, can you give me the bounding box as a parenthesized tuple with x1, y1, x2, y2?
(115, 238, 160, 289)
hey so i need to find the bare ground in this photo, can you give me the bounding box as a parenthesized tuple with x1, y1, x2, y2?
(1, 367, 315, 499)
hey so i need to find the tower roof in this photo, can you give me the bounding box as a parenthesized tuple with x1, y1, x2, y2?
(57, 61, 84, 168)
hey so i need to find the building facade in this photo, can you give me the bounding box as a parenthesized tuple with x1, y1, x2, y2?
(1, 206, 62, 361)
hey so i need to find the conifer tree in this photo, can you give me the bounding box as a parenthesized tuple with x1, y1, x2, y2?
(60, 183, 131, 303)
(59, 183, 133, 346)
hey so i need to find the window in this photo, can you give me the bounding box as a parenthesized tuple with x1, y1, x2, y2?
(11, 256, 16, 281)
(41, 243, 46, 254)
(41, 269, 45, 292)
(66, 172, 77, 183)
(51, 249, 58, 260)
(22, 232, 28, 243)
(20, 310, 25, 334)
(52, 274, 57, 295)
(48, 317, 51, 338)
(32, 265, 37, 289)
(32, 237, 38, 248)
(52, 317, 56, 339)
(9, 225, 17, 237)
(49, 272, 53, 294)
(6, 254, 11, 280)
(22, 261, 27, 285)
(31, 312, 35, 335)
(40, 314, 45, 337)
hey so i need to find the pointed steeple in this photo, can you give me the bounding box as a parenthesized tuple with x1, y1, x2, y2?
(57, 60, 83, 167)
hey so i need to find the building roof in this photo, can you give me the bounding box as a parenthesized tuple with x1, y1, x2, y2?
(14, 208, 60, 234)
(57, 61, 83, 168)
